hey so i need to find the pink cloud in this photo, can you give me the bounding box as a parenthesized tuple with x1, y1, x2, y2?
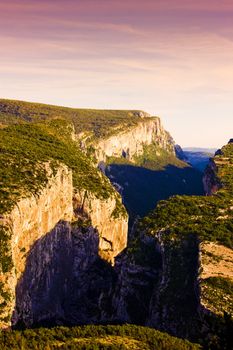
(0, 0, 233, 148)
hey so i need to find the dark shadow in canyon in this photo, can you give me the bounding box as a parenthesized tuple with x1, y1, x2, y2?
(12, 223, 202, 341)
(12, 221, 117, 329)
(12, 220, 163, 330)
(106, 164, 204, 220)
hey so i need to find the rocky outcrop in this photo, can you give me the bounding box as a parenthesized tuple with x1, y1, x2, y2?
(145, 235, 200, 339)
(110, 233, 161, 325)
(199, 242, 233, 316)
(73, 191, 128, 265)
(200, 242, 233, 282)
(11, 221, 118, 328)
(203, 158, 222, 195)
(175, 144, 188, 161)
(203, 139, 233, 195)
(94, 117, 175, 163)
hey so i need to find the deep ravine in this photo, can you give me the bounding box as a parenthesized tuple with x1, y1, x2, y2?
(1, 101, 231, 349)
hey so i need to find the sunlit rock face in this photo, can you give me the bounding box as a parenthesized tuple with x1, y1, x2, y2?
(0, 164, 73, 328)
(0, 163, 128, 328)
(95, 117, 175, 163)
(74, 191, 128, 265)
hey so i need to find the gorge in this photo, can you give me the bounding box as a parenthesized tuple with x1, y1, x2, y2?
(0, 99, 232, 349)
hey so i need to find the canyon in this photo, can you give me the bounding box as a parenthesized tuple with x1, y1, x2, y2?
(0, 100, 232, 349)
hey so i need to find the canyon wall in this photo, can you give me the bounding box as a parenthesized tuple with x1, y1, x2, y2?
(0, 164, 73, 328)
(203, 157, 222, 195)
(0, 163, 128, 328)
(0, 110, 177, 329)
(94, 117, 175, 163)
(73, 191, 128, 264)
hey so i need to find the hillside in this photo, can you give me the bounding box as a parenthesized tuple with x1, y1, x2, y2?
(141, 140, 233, 247)
(0, 324, 200, 350)
(0, 99, 153, 141)
(0, 99, 176, 162)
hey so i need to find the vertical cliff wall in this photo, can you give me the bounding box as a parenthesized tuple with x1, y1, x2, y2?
(93, 117, 175, 163)
(73, 191, 128, 264)
(0, 162, 128, 328)
(203, 158, 222, 195)
(0, 164, 73, 328)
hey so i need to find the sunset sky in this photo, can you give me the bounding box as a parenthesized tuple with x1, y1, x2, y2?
(0, 0, 233, 147)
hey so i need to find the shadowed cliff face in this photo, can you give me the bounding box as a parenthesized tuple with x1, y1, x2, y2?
(12, 221, 116, 328)
(11, 221, 164, 330)
(12, 221, 73, 327)
(203, 158, 222, 195)
(147, 234, 200, 339)
(9, 215, 203, 340)
(0, 163, 128, 328)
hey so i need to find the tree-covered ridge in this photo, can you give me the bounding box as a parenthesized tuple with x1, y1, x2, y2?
(214, 142, 233, 194)
(0, 324, 201, 350)
(0, 98, 156, 141)
(0, 119, 124, 216)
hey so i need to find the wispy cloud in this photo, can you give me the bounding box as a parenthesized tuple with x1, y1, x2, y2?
(0, 0, 233, 147)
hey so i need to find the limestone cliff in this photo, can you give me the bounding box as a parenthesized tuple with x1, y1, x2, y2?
(0, 164, 73, 328)
(0, 163, 128, 328)
(91, 116, 175, 163)
(73, 190, 128, 264)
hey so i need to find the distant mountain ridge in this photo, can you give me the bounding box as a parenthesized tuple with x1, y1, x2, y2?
(181, 147, 217, 172)
(183, 147, 217, 153)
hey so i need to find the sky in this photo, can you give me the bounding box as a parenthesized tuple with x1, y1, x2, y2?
(0, 0, 233, 147)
